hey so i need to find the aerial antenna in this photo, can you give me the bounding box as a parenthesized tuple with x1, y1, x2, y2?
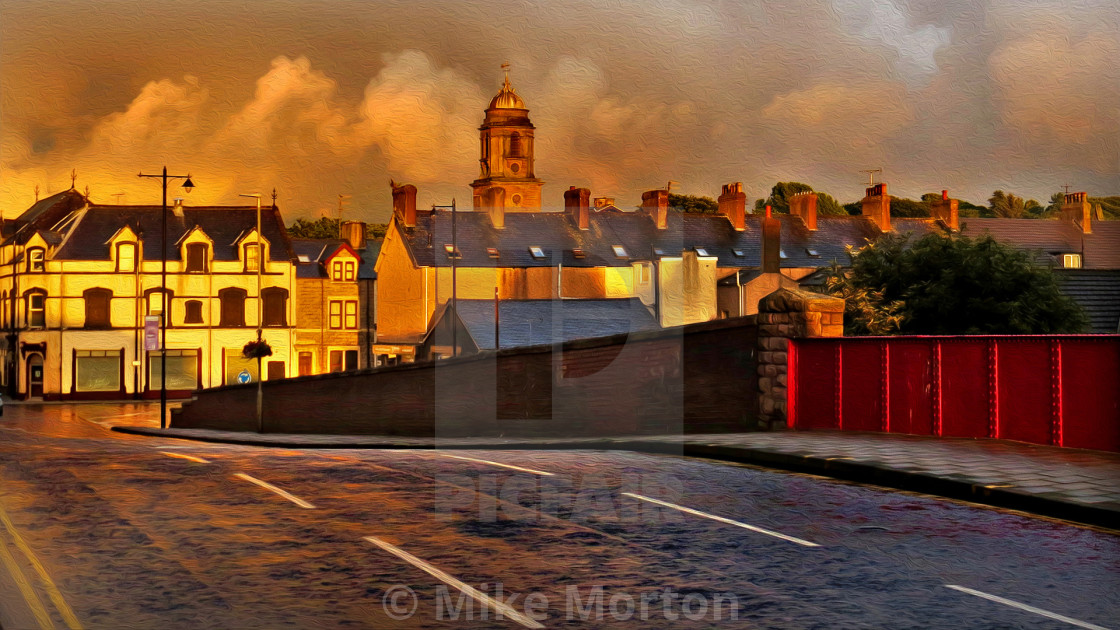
(70, 169, 78, 190)
(84, 185, 90, 198)
(337, 194, 352, 238)
(860, 168, 883, 186)
(1062, 184, 1073, 195)
(271, 188, 278, 208)
(34, 185, 40, 202)
(112, 192, 125, 204)
(666, 180, 680, 193)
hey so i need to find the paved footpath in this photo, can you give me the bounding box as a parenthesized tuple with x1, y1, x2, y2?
(113, 425, 1120, 530)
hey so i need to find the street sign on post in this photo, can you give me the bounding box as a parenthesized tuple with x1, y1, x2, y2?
(144, 316, 160, 351)
(237, 370, 252, 385)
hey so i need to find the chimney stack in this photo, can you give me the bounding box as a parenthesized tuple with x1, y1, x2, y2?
(1061, 191, 1092, 234)
(642, 189, 670, 230)
(484, 186, 506, 229)
(761, 205, 781, 273)
(565, 186, 591, 230)
(930, 189, 959, 231)
(861, 183, 891, 232)
(788, 191, 818, 231)
(717, 182, 747, 231)
(391, 182, 417, 228)
(341, 220, 366, 250)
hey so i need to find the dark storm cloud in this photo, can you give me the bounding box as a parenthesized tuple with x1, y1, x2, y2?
(1, 0, 1116, 221)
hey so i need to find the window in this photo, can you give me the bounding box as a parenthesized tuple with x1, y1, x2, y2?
(806, 248, 820, 258)
(329, 300, 358, 329)
(612, 245, 628, 258)
(329, 350, 358, 373)
(185, 243, 208, 272)
(262, 288, 287, 327)
(27, 248, 45, 272)
(219, 288, 247, 327)
(148, 349, 199, 391)
(508, 131, 523, 158)
(444, 244, 461, 259)
(244, 243, 260, 272)
(298, 352, 313, 376)
(297, 254, 311, 263)
(694, 247, 709, 257)
(529, 246, 545, 259)
(184, 300, 204, 324)
(487, 247, 500, 259)
(1063, 253, 1083, 269)
(732, 248, 744, 257)
(779, 248, 788, 259)
(147, 290, 170, 317)
(75, 350, 121, 392)
(331, 259, 356, 281)
(117, 243, 136, 272)
(653, 247, 666, 257)
(83, 288, 112, 328)
(572, 248, 585, 258)
(638, 264, 651, 285)
(26, 292, 45, 328)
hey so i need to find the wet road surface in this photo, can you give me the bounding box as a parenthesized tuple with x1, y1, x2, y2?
(0, 402, 1117, 629)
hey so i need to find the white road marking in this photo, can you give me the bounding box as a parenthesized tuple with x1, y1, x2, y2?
(0, 534, 53, 630)
(945, 585, 1111, 630)
(622, 492, 820, 547)
(160, 451, 210, 464)
(440, 454, 554, 476)
(233, 474, 316, 509)
(363, 536, 545, 629)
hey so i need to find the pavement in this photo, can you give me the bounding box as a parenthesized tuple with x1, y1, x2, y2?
(112, 425, 1120, 530)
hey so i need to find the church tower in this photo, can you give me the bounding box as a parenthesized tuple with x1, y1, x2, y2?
(471, 65, 543, 215)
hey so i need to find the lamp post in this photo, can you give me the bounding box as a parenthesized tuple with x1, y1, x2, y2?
(432, 200, 457, 357)
(239, 193, 264, 433)
(138, 168, 194, 429)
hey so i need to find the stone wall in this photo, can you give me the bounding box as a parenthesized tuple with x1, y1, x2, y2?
(757, 288, 844, 429)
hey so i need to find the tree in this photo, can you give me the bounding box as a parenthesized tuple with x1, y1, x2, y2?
(988, 190, 1026, 218)
(669, 193, 718, 214)
(824, 232, 1088, 335)
(889, 196, 930, 218)
(753, 182, 846, 215)
(288, 217, 389, 240)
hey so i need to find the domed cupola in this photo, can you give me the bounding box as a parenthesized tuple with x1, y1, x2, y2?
(488, 74, 526, 110)
(471, 64, 544, 217)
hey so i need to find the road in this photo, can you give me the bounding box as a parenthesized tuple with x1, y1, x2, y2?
(0, 402, 1117, 629)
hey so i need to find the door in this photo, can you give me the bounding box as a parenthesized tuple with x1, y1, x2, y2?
(298, 352, 312, 376)
(27, 355, 44, 398)
(266, 361, 285, 381)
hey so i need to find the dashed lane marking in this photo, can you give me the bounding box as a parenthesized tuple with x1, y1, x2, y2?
(0, 532, 53, 630)
(945, 582, 1111, 627)
(233, 474, 316, 509)
(622, 492, 820, 547)
(363, 536, 545, 629)
(0, 502, 84, 629)
(439, 454, 554, 476)
(160, 452, 210, 464)
(945, 585, 1111, 630)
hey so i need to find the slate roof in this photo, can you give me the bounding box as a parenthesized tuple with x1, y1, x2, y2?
(51, 204, 295, 263)
(292, 237, 381, 280)
(1054, 270, 1120, 333)
(3, 189, 88, 246)
(430, 298, 659, 350)
(396, 209, 894, 270)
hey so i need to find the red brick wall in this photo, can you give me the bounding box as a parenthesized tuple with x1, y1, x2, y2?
(171, 317, 758, 437)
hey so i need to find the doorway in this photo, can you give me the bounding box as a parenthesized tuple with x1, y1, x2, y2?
(26, 354, 44, 398)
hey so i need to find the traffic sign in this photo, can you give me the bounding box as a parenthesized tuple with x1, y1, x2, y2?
(237, 370, 252, 384)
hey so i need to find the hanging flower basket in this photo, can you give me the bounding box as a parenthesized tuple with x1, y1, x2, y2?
(242, 339, 273, 359)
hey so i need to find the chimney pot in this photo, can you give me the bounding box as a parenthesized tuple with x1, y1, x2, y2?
(564, 186, 591, 230)
(861, 183, 890, 231)
(1060, 191, 1092, 234)
(942, 189, 948, 201)
(788, 191, 818, 230)
(391, 182, 418, 227)
(341, 220, 366, 250)
(765, 204, 772, 218)
(642, 189, 670, 229)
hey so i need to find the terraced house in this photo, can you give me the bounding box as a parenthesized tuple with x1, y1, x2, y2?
(0, 188, 298, 400)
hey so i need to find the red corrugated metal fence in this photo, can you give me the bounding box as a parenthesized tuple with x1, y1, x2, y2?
(788, 336, 1120, 452)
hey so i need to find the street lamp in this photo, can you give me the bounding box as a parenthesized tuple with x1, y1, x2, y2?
(432, 200, 457, 357)
(138, 168, 194, 429)
(239, 193, 265, 433)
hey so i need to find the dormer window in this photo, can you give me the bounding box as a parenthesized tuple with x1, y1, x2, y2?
(529, 246, 545, 259)
(185, 243, 208, 272)
(331, 260, 356, 281)
(117, 243, 137, 272)
(444, 244, 461, 259)
(487, 247, 500, 259)
(612, 245, 628, 258)
(1062, 253, 1082, 269)
(27, 248, 45, 272)
(244, 243, 260, 272)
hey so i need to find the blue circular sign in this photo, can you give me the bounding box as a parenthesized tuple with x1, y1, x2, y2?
(237, 369, 252, 384)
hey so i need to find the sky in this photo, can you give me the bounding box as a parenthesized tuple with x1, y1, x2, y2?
(1, 0, 1117, 224)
